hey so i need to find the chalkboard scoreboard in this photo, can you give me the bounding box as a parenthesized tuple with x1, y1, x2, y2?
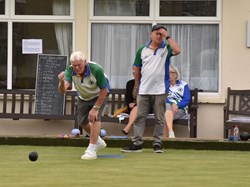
(35, 54, 67, 115)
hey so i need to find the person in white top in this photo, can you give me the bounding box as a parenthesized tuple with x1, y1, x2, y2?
(121, 25, 180, 153)
(164, 64, 191, 138)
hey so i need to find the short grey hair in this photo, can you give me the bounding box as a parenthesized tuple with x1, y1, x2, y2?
(70, 51, 86, 63)
(170, 64, 180, 80)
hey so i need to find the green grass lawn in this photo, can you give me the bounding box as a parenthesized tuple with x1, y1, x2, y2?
(0, 145, 249, 187)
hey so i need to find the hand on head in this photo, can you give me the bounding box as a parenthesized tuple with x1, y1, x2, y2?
(158, 28, 169, 38)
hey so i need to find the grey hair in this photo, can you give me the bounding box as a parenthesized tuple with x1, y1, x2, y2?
(70, 51, 86, 63)
(170, 64, 180, 80)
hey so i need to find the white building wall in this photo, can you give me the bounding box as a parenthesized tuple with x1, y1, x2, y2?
(1, 0, 250, 139)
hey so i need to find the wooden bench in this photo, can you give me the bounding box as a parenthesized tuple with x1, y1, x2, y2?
(102, 88, 200, 138)
(0, 89, 78, 127)
(224, 87, 250, 138)
(0, 88, 199, 138)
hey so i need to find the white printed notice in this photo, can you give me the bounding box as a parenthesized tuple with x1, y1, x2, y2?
(22, 39, 43, 54)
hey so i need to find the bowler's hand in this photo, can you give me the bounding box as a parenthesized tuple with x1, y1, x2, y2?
(58, 71, 65, 82)
(88, 108, 99, 123)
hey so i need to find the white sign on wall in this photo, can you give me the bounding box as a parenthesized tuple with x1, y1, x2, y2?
(22, 39, 43, 54)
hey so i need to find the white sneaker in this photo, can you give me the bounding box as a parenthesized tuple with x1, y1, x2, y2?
(81, 150, 97, 160)
(96, 139, 107, 152)
(168, 131, 175, 138)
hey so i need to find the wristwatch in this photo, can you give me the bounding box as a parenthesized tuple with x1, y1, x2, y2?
(93, 105, 100, 110)
(166, 36, 171, 40)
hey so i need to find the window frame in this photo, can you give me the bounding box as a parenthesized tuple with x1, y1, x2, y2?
(89, 0, 222, 101)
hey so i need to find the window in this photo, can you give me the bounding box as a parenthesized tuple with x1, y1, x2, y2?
(94, 0, 149, 16)
(91, 24, 151, 88)
(0, 22, 7, 89)
(90, 0, 220, 93)
(163, 24, 219, 92)
(15, 0, 70, 15)
(1, 0, 73, 89)
(0, 0, 5, 15)
(160, 0, 216, 17)
(13, 22, 72, 89)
